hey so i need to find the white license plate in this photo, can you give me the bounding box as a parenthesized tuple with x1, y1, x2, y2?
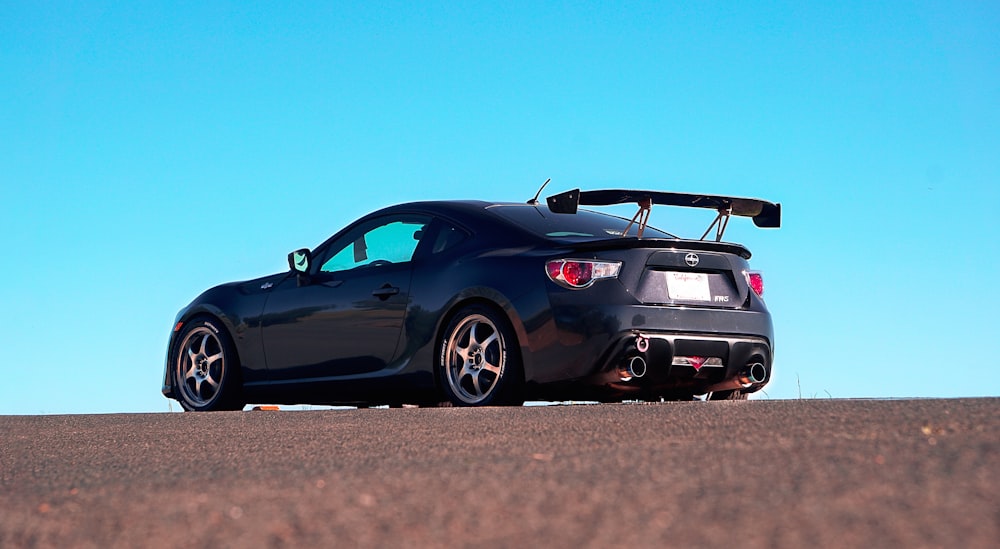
(666, 272, 711, 301)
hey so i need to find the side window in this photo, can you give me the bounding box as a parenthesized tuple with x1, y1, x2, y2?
(431, 223, 468, 254)
(320, 217, 430, 273)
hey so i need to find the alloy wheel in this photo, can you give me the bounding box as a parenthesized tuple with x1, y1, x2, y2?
(443, 314, 506, 405)
(176, 326, 227, 408)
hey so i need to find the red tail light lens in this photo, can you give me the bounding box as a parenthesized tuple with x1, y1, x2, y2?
(745, 271, 764, 297)
(546, 259, 621, 289)
(562, 260, 592, 287)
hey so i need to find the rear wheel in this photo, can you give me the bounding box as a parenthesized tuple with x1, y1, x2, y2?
(173, 318, 245, 411)
(439, 306, 524, 406)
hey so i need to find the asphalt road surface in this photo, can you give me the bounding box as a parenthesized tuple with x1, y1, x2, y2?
(1, 398, 996, 548)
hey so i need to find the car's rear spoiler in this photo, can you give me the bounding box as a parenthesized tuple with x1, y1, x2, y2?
(545, 188, 781, 241)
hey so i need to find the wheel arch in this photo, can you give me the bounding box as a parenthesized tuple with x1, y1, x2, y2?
(166, 308, 245, 396)
(431, 291, 528, 397)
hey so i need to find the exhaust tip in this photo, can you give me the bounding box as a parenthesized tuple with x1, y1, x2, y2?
(739, 362, 767, 385)
(619, 356, 647, 381)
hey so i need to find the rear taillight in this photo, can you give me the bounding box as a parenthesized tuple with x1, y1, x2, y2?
(546, 259, 621, 289)
(745, 271, 764, 297)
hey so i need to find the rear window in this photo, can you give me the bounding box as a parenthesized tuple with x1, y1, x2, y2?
(487, 205, 676, 241)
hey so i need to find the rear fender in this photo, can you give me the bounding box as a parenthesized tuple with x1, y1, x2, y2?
(432, 287, 534, 387)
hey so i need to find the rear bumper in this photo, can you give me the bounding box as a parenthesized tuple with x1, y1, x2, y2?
(585, 330, 772, 394)
(523, 300, 774, 398)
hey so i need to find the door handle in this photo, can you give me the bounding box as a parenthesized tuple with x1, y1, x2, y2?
(372, 285, 400, 299)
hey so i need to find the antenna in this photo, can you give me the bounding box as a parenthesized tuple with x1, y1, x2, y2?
(527, 178, 552, 205)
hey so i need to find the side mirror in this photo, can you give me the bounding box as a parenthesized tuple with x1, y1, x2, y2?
(288, 248, 311, 274)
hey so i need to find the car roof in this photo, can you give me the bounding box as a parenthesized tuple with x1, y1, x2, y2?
(373, 199, 539, 219)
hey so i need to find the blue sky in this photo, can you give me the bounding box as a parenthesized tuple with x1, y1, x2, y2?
(1, 1, 997, 414)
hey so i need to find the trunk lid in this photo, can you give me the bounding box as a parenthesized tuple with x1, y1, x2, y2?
(559, 239, 753, 308)
(634, 249, 749, 308)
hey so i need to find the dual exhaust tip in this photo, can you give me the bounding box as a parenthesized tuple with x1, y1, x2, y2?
(618, 353, 767, 385)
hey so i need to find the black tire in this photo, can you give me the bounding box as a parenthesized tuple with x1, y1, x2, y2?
(438, 305, 524, 407)
(172, 318, 245, 412)
(708, 389, 749, 401)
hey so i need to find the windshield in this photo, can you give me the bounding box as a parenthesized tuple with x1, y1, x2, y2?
(487, 205, 677, 241)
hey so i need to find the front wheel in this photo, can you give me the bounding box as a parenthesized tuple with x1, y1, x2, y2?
(173, 318, 245, 411)
(439, 306, 524, 406)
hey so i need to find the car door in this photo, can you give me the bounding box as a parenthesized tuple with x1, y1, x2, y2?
(260, 214, 431, 382)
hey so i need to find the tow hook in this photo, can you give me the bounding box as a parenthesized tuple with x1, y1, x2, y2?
(635, 334, 649, 353)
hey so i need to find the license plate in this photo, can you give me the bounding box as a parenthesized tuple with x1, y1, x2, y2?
(666, 272, 710, 301)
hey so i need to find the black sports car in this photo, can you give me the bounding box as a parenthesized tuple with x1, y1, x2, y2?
(163, 187, 781, 410)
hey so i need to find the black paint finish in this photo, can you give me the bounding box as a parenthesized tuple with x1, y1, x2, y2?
(163, 198, 777, 407)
